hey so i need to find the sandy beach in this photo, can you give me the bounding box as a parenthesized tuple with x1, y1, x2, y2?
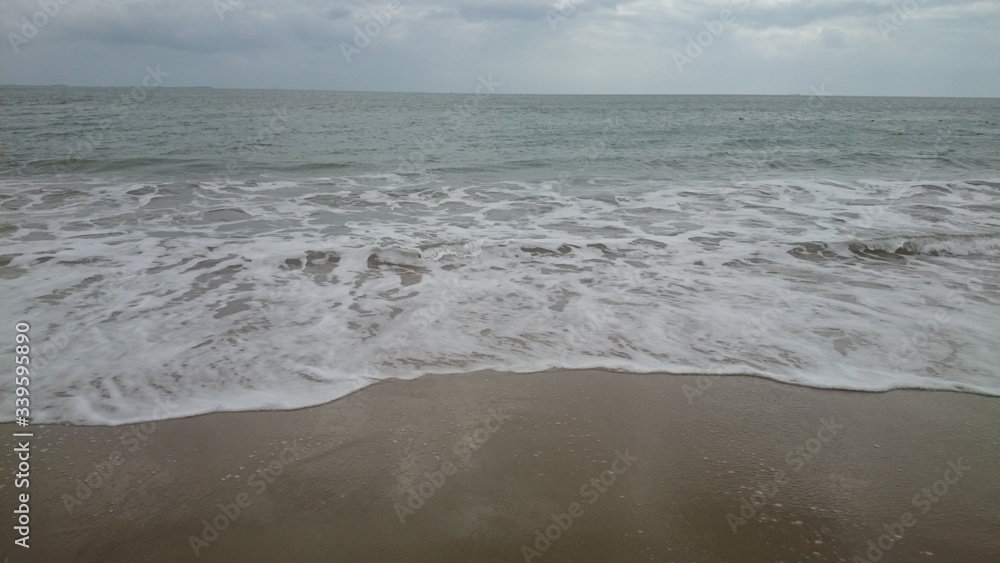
(3, 370, 999, 562)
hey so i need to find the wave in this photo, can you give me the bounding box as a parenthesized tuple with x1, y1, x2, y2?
(1, 157, 223, 175)
(3, 174, 998, 425)
(847, 233, 1000, 258)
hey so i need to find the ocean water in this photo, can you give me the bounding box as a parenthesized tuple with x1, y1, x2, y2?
(1, 88, 998, 425)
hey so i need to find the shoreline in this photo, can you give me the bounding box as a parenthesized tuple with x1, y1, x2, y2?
(15, 367, 1000, 428)
(3, 370, 999, 562)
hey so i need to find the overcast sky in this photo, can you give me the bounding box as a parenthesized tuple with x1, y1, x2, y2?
(2, 0, 997, 96)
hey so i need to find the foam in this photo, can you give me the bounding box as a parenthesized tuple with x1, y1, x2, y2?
(1, 177, 998, 425)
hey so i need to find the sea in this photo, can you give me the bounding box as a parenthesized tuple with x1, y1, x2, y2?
(1, 87, 998, 425)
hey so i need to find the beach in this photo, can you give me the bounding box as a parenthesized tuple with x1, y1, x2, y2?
(5, 370, 998, 562)
(3, 4, 1000, 562)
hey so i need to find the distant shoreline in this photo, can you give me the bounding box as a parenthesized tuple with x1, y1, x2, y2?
(1, 85, 997, 99)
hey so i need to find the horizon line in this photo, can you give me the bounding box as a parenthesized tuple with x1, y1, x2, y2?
(1, 84, 997, 99)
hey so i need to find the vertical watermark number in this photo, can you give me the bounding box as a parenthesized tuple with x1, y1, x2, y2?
(12, 322, 33, 549)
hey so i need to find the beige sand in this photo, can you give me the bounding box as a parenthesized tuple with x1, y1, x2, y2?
(3, 370, 999, 562)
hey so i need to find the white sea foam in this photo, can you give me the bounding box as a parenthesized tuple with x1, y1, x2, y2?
(1, 177, 998, 425)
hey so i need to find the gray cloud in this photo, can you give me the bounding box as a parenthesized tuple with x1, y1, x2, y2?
(1, 0, 997, 96)
(735, 0, 995, 30)
(455, 1, 548, 22)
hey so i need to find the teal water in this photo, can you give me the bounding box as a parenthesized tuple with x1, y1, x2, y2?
(3, 89, 998, 183)
(2, 88, 999, 424)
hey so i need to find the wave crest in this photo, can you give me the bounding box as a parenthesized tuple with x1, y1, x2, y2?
(849, 233, 1000, 257)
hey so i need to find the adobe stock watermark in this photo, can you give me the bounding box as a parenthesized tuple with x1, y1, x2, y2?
(673, 0, 750, 73)
(853, 459, 970, 562)
(683, 374, 714, 405)
(519, 449, 639, 561)
(394, 407, 511, 524)
(188, 440, 305, 557)
(878, 0, 927, 41)
(213, 0, 243, 21)
(727, 417, 845, 534)
(546, 0, 586, 31)
(808, 81, 834, 106)
(341, 0, 402, 63)
(7, 0, 74, 54)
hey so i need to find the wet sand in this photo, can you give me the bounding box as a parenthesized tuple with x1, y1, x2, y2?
(3, 370, 999, 562)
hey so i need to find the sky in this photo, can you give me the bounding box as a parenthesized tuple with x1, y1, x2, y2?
(1, 0, 998, 96)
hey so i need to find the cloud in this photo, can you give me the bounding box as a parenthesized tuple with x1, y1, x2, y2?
(1, 0, 997, 95)
(454, 1, 548, 22)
